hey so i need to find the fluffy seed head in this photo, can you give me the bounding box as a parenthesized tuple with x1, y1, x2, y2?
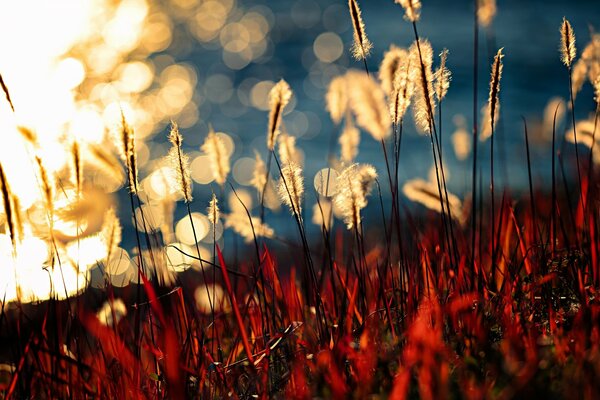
(389, 49, 415, 125)
(326, 76, 348, 125)
(278, 161, 304, 215)
(560, 17, 576, 68)
(278, 132, 300, 165)
(250, 150, 267, 194)
(379, 46, 408, 96)
(101, 208, 121, 262)
(167, 121, 193, 202)
(410, 39, 436, 134)
(71, 141, 82, 196)
(488, 48, 504, 131)
(208, 193, 220, 226)
(396, 0, 421, 22)
(434, 49, 451, 102)
(35, 156, 54, 221)
(201, 128, 230, 187)
(267, 79, 292, 150)
(348, 0, 372, 60)
(340, 119, 361, 163)
(347, 70, 391, 140)
(334, 163, 377, 229)
(403, 178, 463, 222)
(224, 212, 274, 243)
(0, 164, 16, 252)
(116, 112, 138, 193)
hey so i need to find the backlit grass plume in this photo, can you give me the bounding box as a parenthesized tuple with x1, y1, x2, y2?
(116, 111, 138, 194)
(101, 208, 121, 262)
(403, 178, 463, 222)
(434, 49, 451, 102)
(71, 141, 82, 197)
(348, 0, 372, 61)
(89, 144, 125, 186)
(326, 76, 348, 125)
(390, 49, 415, 126)
(278, 132, 300, 165)
(333, 163, 377, 229)
(379, 46, 408, 96)
(560, 17, 576, 68)
(396, 0, 421, 22)
(410, 39, 436, 133)
(224, 212, 274, 243)
(201, 128, 230, 187)
(278, 161, 304, 215)
(167, 121, 193, 202)
(477, 0, 497, 28)
(340, 119, 361, 163)
(347, 70, 391, 140)
(0, 164, 16, 252)
(207, 193, 219, 226)
(488, 48, 504, 132)
(267, 79, 292, 151)
(251, 150, 267, 194)
(35, 155, 54, 228)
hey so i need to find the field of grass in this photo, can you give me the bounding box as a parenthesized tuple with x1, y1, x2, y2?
(0, 0, 600, 398)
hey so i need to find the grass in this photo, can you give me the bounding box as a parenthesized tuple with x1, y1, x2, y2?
(1, 1, 600, 399)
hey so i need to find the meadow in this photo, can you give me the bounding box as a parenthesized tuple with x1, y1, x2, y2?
(0, 0, 599, 398)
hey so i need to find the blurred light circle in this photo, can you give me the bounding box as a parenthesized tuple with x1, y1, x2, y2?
(314, 168, 339, 197)
(175, 213, 209, 245)
(250, 80, 275, 110)
(190, 155, 215, 184)
(232, 157, 256, 185)
(105, 248, 132, 276)
(313, 32, 343, 63)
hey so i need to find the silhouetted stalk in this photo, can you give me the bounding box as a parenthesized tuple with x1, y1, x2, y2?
(472, 0, 480, 291)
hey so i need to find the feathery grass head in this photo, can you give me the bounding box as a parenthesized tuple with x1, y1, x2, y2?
(208, 193, 220, 226)
(101, 207, 121, 262)
(267, 79, 292, 151)
(116, 111, 138, 193)
(402, 178, 463, 222)
(396, 0, 421, 22)
(224, 212, 274, 243)
(334, 163, 377, 229)
(560, 17, 576, 68)
(340, 118, 361, 163)
(488, 48, 504, 129)
(89, 144, 124, 185)
(434, 49, 451, 102)
(410, 39, 436, 133)
(0, 164, 16, 252)
(251, 150, 267, 194)
(71, 141, 82, 197)
(167, 121, 193, 202)
(35, 155, 54, 222)
(348, 0, 372, 60)
(278, 132, 300, 165)
(379, 46, 408, 96)
(477, 0, 496, 28)
(278, 161, 304, 215)
(201, 127, 230, 187)
(389, 49, 415, 126)
(347, 70, 391, 140)
(326, 76, 348, 125)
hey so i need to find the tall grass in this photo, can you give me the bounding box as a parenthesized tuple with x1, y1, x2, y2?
(0, 1, 600, 399)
